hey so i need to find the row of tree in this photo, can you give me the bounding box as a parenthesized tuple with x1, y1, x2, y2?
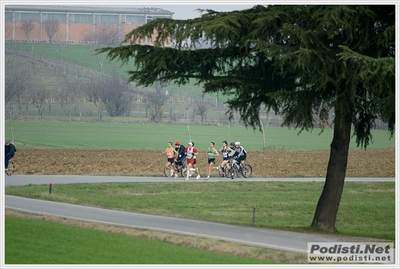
(9, 17, 121, 45)
(5, 44, 224, 124)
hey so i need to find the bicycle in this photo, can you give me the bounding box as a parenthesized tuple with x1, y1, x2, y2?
(5, 159, 14, 176)
(219, 159, 252, 179)
(163, 160, 184, 178)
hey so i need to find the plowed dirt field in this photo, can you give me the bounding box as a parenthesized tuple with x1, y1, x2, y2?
(9, 148, 395, 178)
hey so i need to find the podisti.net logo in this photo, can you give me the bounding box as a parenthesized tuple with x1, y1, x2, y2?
(308, 242, 394, 263)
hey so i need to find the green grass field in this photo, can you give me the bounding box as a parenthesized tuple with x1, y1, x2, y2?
(5, 216, 271, 264)
(5, 181, 395, 240)
(5, 120, 394, 150)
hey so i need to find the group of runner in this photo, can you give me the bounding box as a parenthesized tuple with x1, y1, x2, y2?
(162, 140, 247, 180)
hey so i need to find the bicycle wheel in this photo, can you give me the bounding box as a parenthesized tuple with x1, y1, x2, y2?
(227, 166, 239, 179)
(241, 164, 252, 178)
(164, 166, 173, 177)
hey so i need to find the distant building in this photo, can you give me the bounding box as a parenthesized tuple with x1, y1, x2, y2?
(4, 5, 174, 44)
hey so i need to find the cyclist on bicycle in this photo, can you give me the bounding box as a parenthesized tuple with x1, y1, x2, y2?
(231, 141, 247, 170)
(174, 141, 186, 172)
(5, 140, 16, 170)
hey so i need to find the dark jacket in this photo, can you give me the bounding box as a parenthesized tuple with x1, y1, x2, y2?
(231, 146, 247, 160)
(5, 143, 16, 158)
(175, 145, 186, 159)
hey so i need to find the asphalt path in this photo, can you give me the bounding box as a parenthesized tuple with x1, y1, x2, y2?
(5, 175, 394, 253)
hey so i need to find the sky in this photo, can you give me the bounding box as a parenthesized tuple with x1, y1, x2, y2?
(2, 0, 257, 20)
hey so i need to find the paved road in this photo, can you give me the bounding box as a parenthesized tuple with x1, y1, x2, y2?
(4, 175, 394, 186)
(5, 175, 394, 253)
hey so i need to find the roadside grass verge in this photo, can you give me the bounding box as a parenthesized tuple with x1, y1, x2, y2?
(5, 181, 395, 240)
(5, 215, 275, 264)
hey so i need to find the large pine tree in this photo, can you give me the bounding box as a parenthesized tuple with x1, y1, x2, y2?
(99, 5, 395, 232)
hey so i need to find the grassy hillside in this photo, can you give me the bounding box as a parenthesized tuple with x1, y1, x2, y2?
(5, 42, 230, 124)
(5, 42, 204, 93)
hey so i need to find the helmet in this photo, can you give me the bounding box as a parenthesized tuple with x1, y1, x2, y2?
(235, 141, 240, 146)
(230, 142, 235, 147)
(175, 141, 180, 145)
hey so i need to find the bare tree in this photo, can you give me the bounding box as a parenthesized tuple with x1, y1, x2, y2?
(259, 111, 271, 150)
(30, 86, 50, 119)
(143, 81, 169, 122)
(5, 52, 33, 107)
(53, 42, 68, 61)
(20, 19, 35, 40)
(42, 17, 59, 43)
(183, 87, 196, 141)
(193, 93, 209, 124)
(95, 24, 120, 45)
(55, 84, 75, 120)
(82, 24, 120, 46)
(103, 71, 133, 117)
(83, 76, 109, 121)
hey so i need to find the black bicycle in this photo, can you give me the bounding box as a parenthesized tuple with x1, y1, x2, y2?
(218, 159, 252, 179)
(163, 160, 184, 178)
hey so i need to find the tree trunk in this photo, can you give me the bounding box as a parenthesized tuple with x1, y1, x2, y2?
(311, 119, 352, 232)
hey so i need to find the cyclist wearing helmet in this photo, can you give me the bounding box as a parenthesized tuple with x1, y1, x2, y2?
(231, 141, 247, 168)
(230, 142, 235, 150)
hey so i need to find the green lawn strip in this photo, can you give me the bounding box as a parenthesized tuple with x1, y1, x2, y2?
(5, 120, 394, 150)
(5, 181, 394, 240)
(5, 216, 271, 264)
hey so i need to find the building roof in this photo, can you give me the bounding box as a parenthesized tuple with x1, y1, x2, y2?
(5, 5, 174, 16)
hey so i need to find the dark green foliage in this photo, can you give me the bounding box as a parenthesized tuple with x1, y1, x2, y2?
(98, 5, 394, 150)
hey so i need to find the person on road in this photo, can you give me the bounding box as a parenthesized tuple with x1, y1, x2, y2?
(217, 141, 234, 177)
(231, 141, 247, 166)
(5, 140, 16, 170)
(162, 142, 178, 178)
(174, 141, 186, 172)
(205, 142, 219, 180)
(185, 142, 200, 180)
(230, 141, 247, 179)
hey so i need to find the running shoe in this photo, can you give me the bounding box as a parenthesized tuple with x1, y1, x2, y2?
(174, 174, 178, 179)
(185, 177, 189, 181)
(217, 166, 220, 171)
(196, 175, 200, 180)
(231, 173, 234, 179)
(205, 176, 209, 180)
